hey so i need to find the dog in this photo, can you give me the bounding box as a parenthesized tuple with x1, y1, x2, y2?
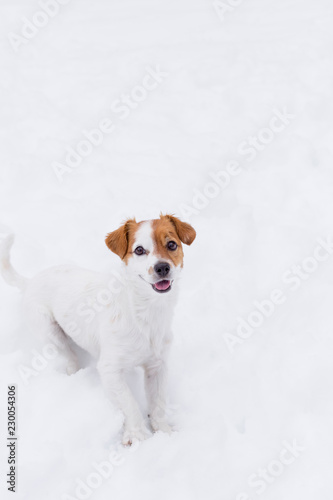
(0, 214, 196, 445)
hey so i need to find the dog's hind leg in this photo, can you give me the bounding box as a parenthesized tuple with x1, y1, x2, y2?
(47, 320, 79, 375)
(26, 303, 79, 375)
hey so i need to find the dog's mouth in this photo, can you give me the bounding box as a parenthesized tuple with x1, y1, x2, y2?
(139, 275, 173, 293)
(152, 280, 172, 293)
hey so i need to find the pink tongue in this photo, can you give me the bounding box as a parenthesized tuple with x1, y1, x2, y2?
(155, 280, 170, 291)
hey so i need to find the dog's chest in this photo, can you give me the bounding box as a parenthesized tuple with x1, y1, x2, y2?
(134, 312, 170, 358)
(98, 288, 174, 367)
(113, 305, 171, 366)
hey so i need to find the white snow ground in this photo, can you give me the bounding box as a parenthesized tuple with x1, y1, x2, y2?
(1, 0, 333, 498)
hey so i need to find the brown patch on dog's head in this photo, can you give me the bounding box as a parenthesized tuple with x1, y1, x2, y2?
(152, 215, 196, 267)
(163, 215, 196, 246)
(105, 219, 140, 262)
(106, 215, 196, 267)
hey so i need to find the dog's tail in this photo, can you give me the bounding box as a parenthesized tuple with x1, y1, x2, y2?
(0, 234, 27, 291)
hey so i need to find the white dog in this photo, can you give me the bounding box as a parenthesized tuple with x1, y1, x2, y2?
(0, 215, 196, 445)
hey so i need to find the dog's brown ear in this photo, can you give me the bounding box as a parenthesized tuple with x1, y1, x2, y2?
(164, 215, 196, 245)
(105, 219, 136, 259)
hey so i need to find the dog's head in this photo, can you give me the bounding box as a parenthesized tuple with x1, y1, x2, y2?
(105, 215, 196, 295)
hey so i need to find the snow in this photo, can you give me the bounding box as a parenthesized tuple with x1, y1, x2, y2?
(1, 0, 333, 498)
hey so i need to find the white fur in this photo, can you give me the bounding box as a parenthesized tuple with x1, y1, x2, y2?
(0, 226, 183, 445)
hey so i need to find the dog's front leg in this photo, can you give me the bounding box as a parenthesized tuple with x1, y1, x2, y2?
(144, 359, 173, 434)
(98, 361, 150, 445)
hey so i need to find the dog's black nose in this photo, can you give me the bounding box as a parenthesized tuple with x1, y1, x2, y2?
(154, 262, 170, 278)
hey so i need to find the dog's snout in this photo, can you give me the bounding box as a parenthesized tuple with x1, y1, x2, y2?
(154, 262, 170, 278)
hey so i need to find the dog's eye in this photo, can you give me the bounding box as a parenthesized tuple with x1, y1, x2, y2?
(134, 246, 146, 256)
(167, 241, 177, 251)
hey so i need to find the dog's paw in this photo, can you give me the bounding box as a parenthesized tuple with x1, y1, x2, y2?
(150, 418, 174, 435)
(66, 359, 79, 375)
(122, 425, 151, 446)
